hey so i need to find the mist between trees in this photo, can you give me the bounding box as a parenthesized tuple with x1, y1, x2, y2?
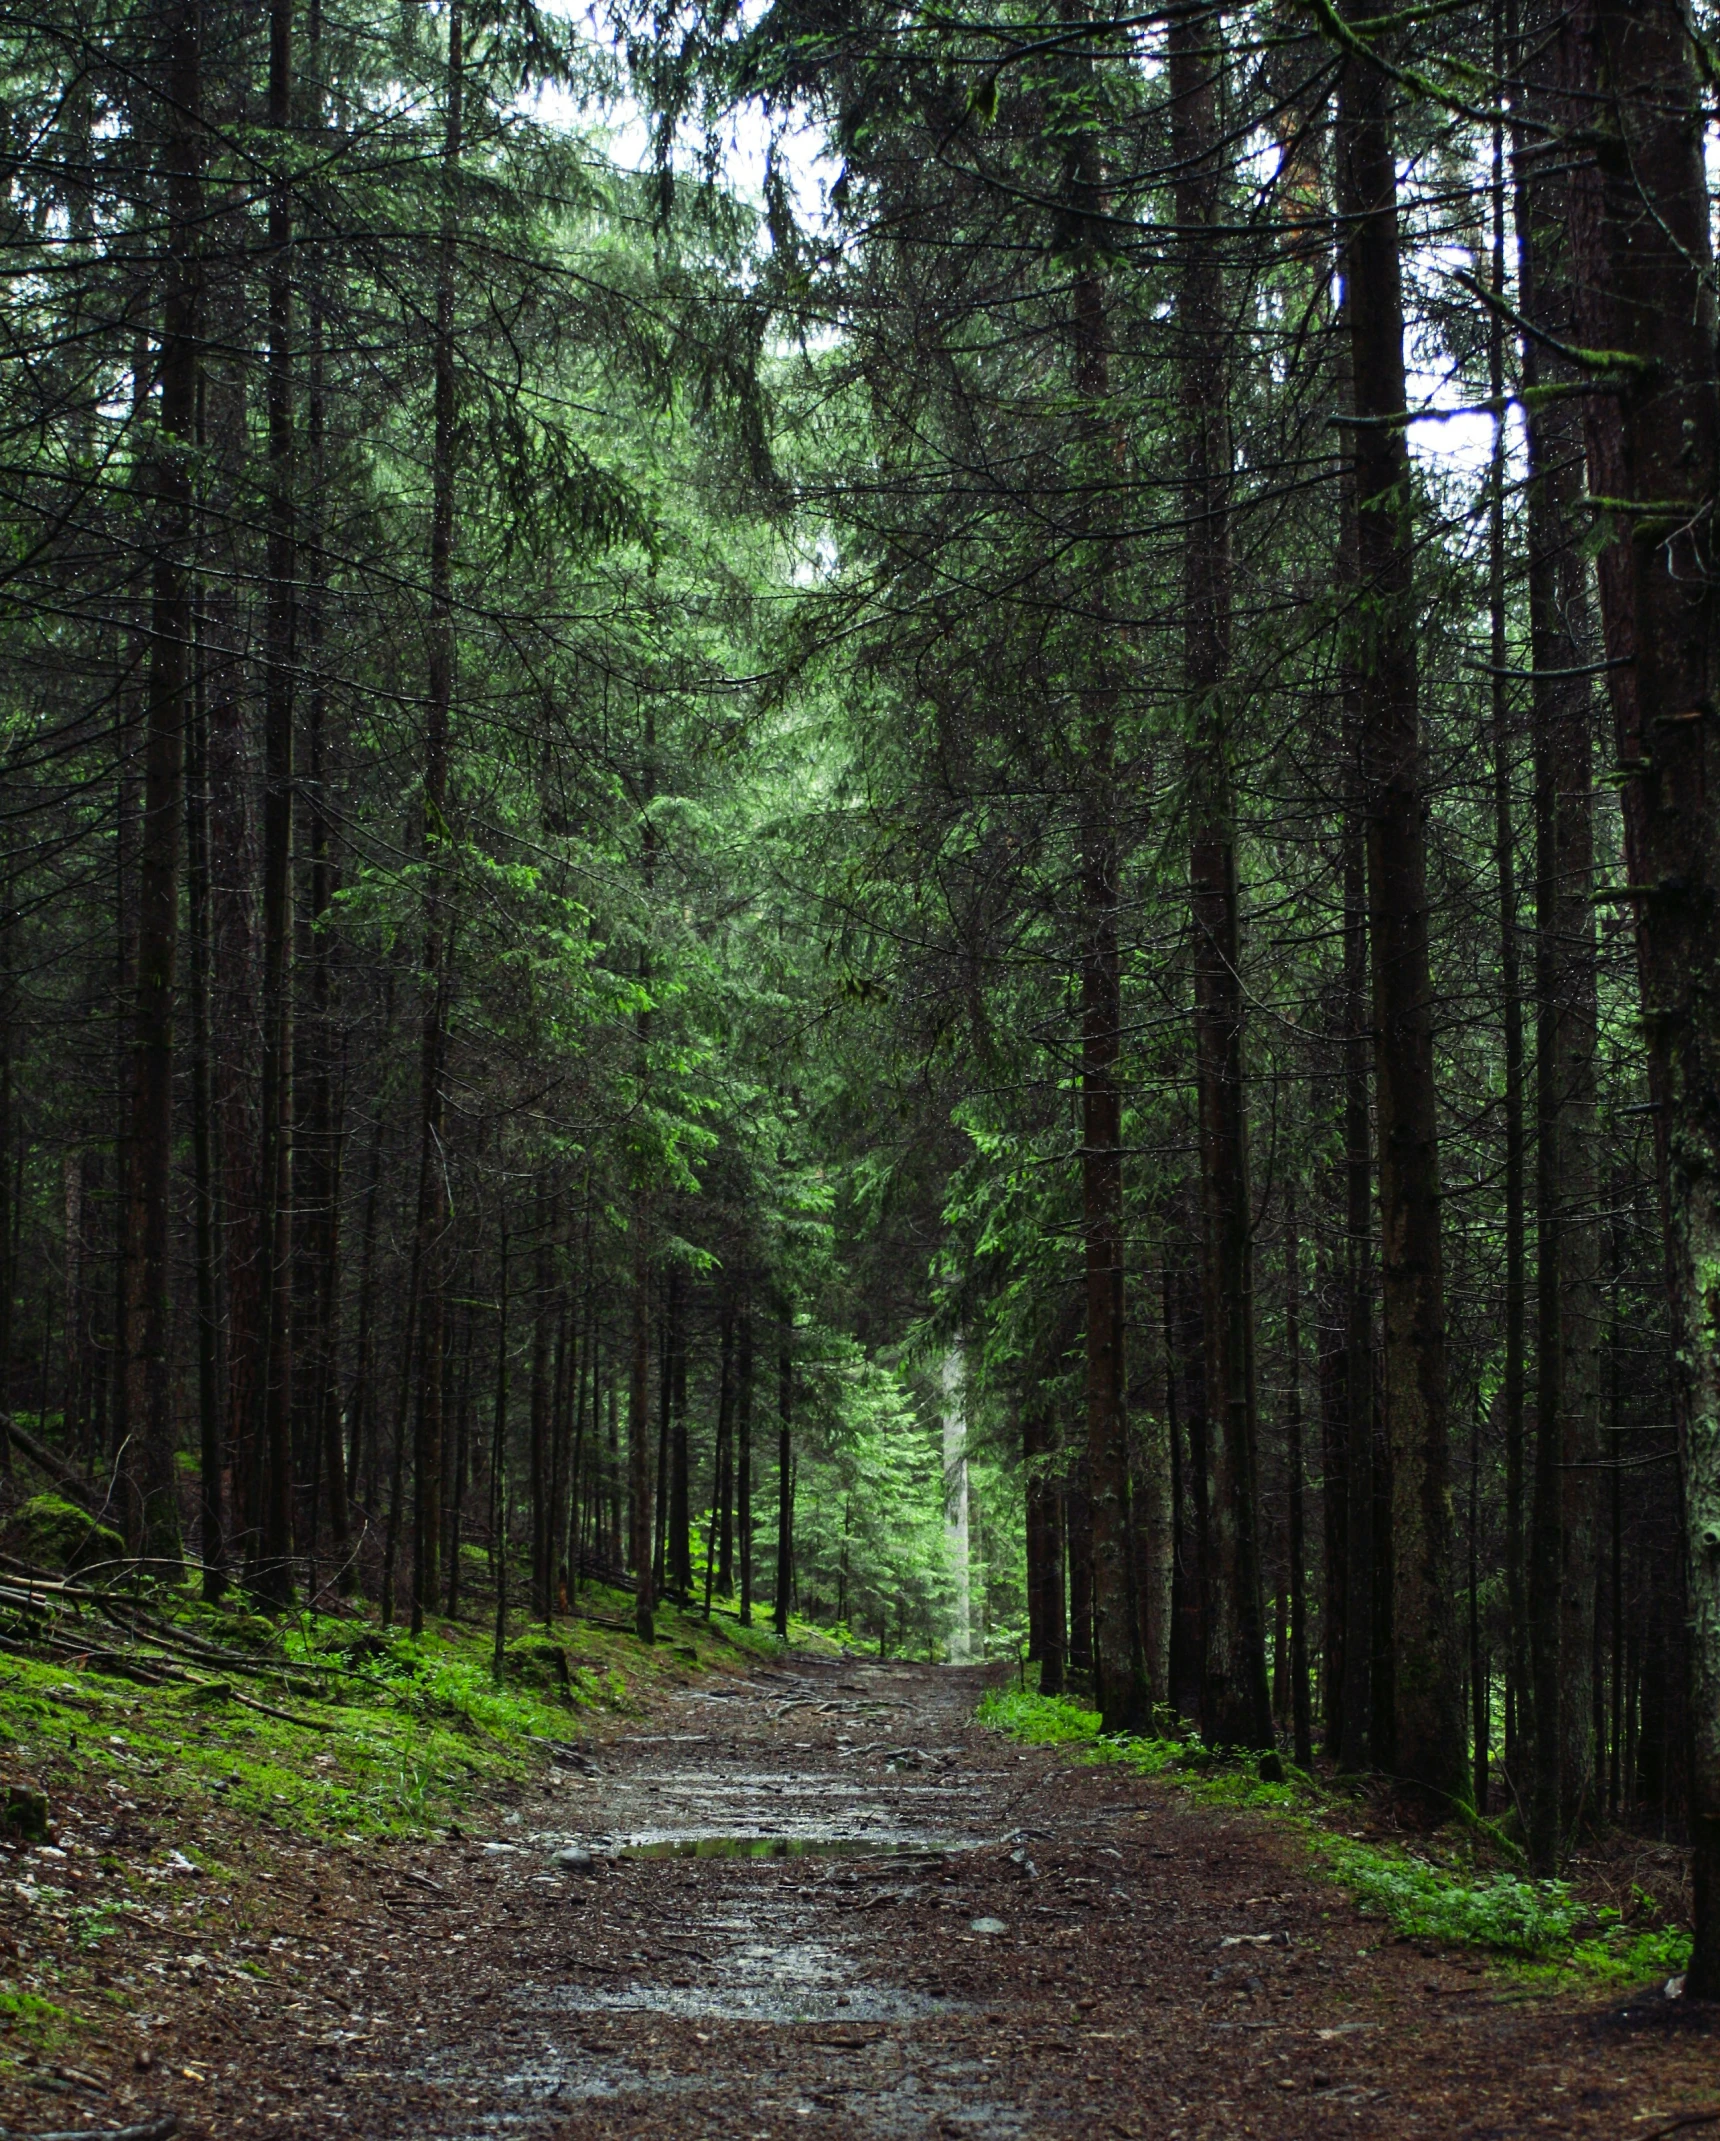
(4, 0, 1720, 1995)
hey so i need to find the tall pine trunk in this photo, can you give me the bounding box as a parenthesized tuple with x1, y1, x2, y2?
(1560, 0, 1720, 1984)
(1335, 0, 1462, 1806)
(1172, 3, 1269, 1752)
(1516, 0, 1602, 1863)
(774, 1324, 792, 1639)
(129, 0, 201, 1565)
(299, 0, 350, 1588)
(737, 1302, 753, 1626)
(411, 0, 464, 1634)
(1487, 37, 1529, 1788)
(253, 0, 297, 1604)
(1063, 14, 1147, 1736)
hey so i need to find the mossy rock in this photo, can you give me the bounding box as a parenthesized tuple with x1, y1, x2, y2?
(209, 1608, 290, 1651)
(503, 1635, 575, 1697)
(8, 1493, 124, 1575)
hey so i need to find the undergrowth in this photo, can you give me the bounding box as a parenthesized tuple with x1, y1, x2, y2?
(978, 1686, 1692, 1985)
(0, 1580, 827, 1849)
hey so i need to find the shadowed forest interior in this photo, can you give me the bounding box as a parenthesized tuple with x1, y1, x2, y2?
(5, 0, 1720, 1991)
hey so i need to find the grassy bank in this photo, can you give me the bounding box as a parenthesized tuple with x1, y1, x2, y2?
(0, 1572, 829, 2084)
(978, 1686, 1690, 1987)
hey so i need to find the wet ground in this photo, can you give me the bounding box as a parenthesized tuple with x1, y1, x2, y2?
(12, 1654, 1720, 2138)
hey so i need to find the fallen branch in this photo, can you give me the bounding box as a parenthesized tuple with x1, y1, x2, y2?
(224, 1685, 335, 1732)
(1643, 2109, 1720, 2140)
(0, 2118, 178, 2141)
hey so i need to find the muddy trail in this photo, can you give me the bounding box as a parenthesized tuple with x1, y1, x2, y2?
(22, 1655, 1720, 2139)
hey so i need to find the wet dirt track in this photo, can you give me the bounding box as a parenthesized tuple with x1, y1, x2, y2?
(38, 1655, 1720, 2139)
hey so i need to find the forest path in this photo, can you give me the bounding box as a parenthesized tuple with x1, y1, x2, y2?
(200, 1656, 1715, 2138)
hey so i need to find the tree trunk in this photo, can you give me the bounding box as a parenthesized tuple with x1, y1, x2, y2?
(129, 0, 201, 1567)
(1172, 5, 1269, 1753)
(1165, 1265, 1199, 1719)
(1024, 1386, 1051, 1676)
(1480, 35, 1531, 1801)
(669, 1272, 690, 1599)
(1339, 787, 1375, 1771)
(1284, 1180, 1313, 1770)
(250, 0, 298, 1606)
(774, 1325, 793, 1639)
(737, 1302, 753, 1625)
(410, 0, 464, 1636)
(187, 534, 224, 1598)
(1511, 0, 1603, 1867)
(654, 1280, 671, 1595)
(1560, 0, 1720, 1985)
(0, 909, 14, 1469)
(715, 1306, 734, 1596)
(1063, 44, 1148, 1738)
(1334, 0, 1463, 1807)
(530, 1214, 552, 1622)
(298, 0, 350, 1592)
(629, 1205, 655, 1642)
(491, 1218, 510, 1682)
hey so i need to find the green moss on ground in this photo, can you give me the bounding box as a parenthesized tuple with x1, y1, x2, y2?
(977, 1686, 1692, 1986)
(0, 1583, 832, 1852)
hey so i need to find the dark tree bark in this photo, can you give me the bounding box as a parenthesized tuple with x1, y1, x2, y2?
(629, 1208, 655, 1641)
(410, 0, 464, 1635)
(669, 1272, 691, 1599)
(298, 0, 350, 1592)
(737, 1302, 754, 1626)
(530, 1212, 552, 1621)
(491, 1218, 510, 1682)
(654, 1281, 671, 1595)
(187, 538, 224, 1598)
(1284, 1182, 1313, 1770)
(1172, 5, 1269, 1754)
(1165, 1265, 1200, 1720)
(715, 1306, 735, 1597)
(344, 1013, 390, 1533)
(774, 1326, 793, 1639)
(1316, 1210, 1345, 1758)
(129, 0, 201, 1566)
(1339, 790, 1376, 1771)
(1560, 0, 1720, 1985)
(1335, 0, 1463, 1806)
(1066, 1473, 1094, 1677)
(1513, 0, 1603, 1867)
(1489, 35, 1529, 1791)
(253, 0, 297, 1606)
(1024, 1386, 1053, 1680)
(1062, 31, 1148, 1737)
(0, 910, 13, 1470)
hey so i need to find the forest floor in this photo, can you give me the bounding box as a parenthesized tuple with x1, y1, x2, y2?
(4, 1646, 1718, 2140)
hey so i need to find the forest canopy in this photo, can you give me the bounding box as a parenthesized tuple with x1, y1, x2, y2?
(5, 0, 1720, 1989)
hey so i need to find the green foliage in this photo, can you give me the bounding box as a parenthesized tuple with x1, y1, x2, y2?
(976, 1687, 1190, 1774)
(1321, 1842, 1591, 1954)
(976, 1686, 1106, 1745)
(978, 1689, 1689, 1981)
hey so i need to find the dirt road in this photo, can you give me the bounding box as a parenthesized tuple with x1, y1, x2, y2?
(31, 1655, 1719, 2138)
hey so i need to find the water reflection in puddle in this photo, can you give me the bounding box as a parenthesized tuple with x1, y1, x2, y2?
(607, 1833, 966, 1862)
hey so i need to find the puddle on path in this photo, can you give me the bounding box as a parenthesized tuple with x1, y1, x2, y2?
(607, 1833, 967, 1862)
